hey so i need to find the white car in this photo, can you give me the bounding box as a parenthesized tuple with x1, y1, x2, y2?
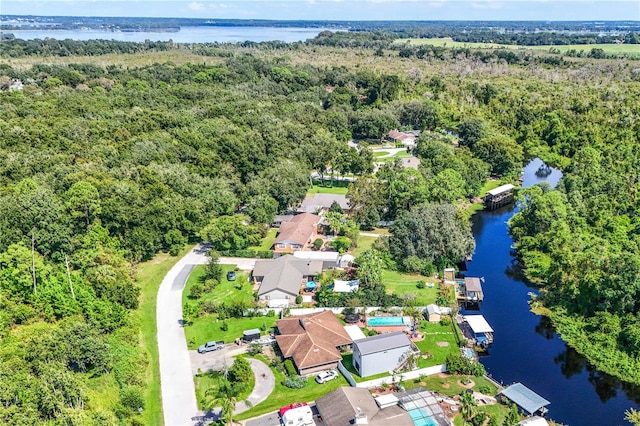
(315, 370, 338, 384)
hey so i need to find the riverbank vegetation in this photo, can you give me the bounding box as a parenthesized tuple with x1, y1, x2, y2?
(1, 28, 640, 420)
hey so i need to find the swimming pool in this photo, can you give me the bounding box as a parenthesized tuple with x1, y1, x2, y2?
(367, 316, 410, 326)
(408, 408, 438, 426)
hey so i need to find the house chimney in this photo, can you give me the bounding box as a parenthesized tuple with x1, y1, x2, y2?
(354, 407, 368, 425)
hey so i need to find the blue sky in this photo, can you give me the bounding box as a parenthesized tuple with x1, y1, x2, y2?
(2, 1, 639, 21)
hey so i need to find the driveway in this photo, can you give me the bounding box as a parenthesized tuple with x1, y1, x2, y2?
(189, 344, 249, 375)
(218, 257, 258, 271)
(234, 358, 275, 414)
(157, 245, 209, 426)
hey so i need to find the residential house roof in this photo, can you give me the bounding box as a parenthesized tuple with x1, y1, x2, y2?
(426, 304, 441, 315)
(274, 213, 320, 247)
(254, 255, 323, 297)
(275, 310, 352, 371)
(501, 383, 550, 415)
(300, 193, 350, 214)
(464, 277, 483, 292)
(353, 331, 413, 356)
(316, 387, 413, 426)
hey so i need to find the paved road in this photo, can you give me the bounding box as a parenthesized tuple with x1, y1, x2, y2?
(157, 245, 209, 426)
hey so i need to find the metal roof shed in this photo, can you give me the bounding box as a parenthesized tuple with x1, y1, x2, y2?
(501, 383, 550, 415)
(463, 315, 494, 334)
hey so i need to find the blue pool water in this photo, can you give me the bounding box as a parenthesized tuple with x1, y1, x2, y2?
(408, 408, 438, 426)
(367, 316, 407, 326)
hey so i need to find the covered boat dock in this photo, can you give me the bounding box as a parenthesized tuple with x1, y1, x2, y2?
(484, 184, 515, 210)
(500, 383, 550, 416)
(461, 314, 494, 348)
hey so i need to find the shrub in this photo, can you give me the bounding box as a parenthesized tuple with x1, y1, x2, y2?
(189, 283, 204, 299)
(416, 280, 426, 289)
(367, 328, 379, 337)
(439, 317, 451, 327)
(477, 385, 492, 395)
(284, 359, 297, 376)
(313, 238, 324, 251)
(247, 342, 263, 356)
(220, 321, 228, 332)
(295, 294, 303, 304)
(120, 386, 145, 412)
(267, 310, 275, 317)
(283, 376, 307, 389)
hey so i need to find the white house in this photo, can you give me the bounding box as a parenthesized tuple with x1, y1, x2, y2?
(352, 331, 419, 377)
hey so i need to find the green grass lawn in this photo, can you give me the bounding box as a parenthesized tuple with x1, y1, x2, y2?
(182, 264, 254, 308)
(134, 245, 195, 425)
(382, 269, 438, 306)
(352, 235, 377, 257)
(248, 228, 277, 251)
(405, 373, 498, 397)
(308, 180, 350, 195)
(414, 321, 461, 367)
(185, 316, 277, 349)
(376, 150, 413, 162)
(479, 179, 503, 198)
(234, 354, 350, 420)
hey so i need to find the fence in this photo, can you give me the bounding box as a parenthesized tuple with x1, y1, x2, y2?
(355, 364, 447, 389)
(337, 361, 357, 387)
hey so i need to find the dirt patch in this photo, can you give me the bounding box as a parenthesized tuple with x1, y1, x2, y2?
(436, 341, 450, 347)
(458, 379, 475, 389)
(442, 383, 450, 389)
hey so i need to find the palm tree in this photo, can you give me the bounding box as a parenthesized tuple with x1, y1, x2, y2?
(459, 391, 477, 426)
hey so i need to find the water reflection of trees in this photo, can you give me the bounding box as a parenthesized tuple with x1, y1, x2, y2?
(534, 316, 556, 340)
(553, 345, 640, 405)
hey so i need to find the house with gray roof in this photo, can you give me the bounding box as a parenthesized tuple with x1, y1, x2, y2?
(352, 331, 419, 378)
(299, 193, 351, 214)
(315, 387, 413, 426)
(254, 255, 323, 308)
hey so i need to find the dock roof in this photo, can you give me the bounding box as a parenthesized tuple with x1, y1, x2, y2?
(486, 184, 515, 196)
(501, 383, 550, 415)
(463, 315, 494, 334)
(464, 277, 483, 292)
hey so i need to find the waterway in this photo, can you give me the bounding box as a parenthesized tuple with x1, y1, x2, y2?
(3, 26, 326, 43)
(463, 158, 640, 425)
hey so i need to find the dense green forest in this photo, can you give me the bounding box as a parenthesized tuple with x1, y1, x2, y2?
(1, 34, 640, 422)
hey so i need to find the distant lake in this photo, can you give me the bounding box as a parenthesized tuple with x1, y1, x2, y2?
(3, 26, 327, 43)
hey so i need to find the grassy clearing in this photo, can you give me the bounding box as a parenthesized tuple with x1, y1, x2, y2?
(352, 235, 377, 257)
(373, 151, 391, 157)
(382, 269, 438, 306)
(308, 179, 350, 195)
(400, 37, 640, 56)
(134, 245, 195, 425)
(376, 150, 413, 162)
(235, 355, 350, 420)
(248, 228, 277, 251)
(414, 321, 460, 367)
(479, 179, 503, 198)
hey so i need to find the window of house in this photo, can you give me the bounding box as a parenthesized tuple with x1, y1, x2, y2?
(277, 243, 286, 249)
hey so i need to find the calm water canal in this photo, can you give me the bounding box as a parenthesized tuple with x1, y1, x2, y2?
(463, 158, 640, 426)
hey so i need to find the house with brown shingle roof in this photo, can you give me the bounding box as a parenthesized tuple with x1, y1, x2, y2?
(273, 213, 320, 253)
(275, 310, 352, 375)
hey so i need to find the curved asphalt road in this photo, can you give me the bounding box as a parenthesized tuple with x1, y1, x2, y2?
(157, 247, 261, 426)
(157, 245, 209, 426)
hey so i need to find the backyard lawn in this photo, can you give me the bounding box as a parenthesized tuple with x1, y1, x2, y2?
(382, 269, 439, 306)
(248, 228, 277, 251)
(352, 235, 377, 257)
(308, 180, 350, 195)
(414, 321, 461, 367)
(234, 355, 350, 420)
(405, 373, 497, 397)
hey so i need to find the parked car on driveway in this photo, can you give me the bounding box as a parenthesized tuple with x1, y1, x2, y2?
(197, 340, 225, 353)
(227, 270, 236, 281)
(315, 370, 338, 384)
